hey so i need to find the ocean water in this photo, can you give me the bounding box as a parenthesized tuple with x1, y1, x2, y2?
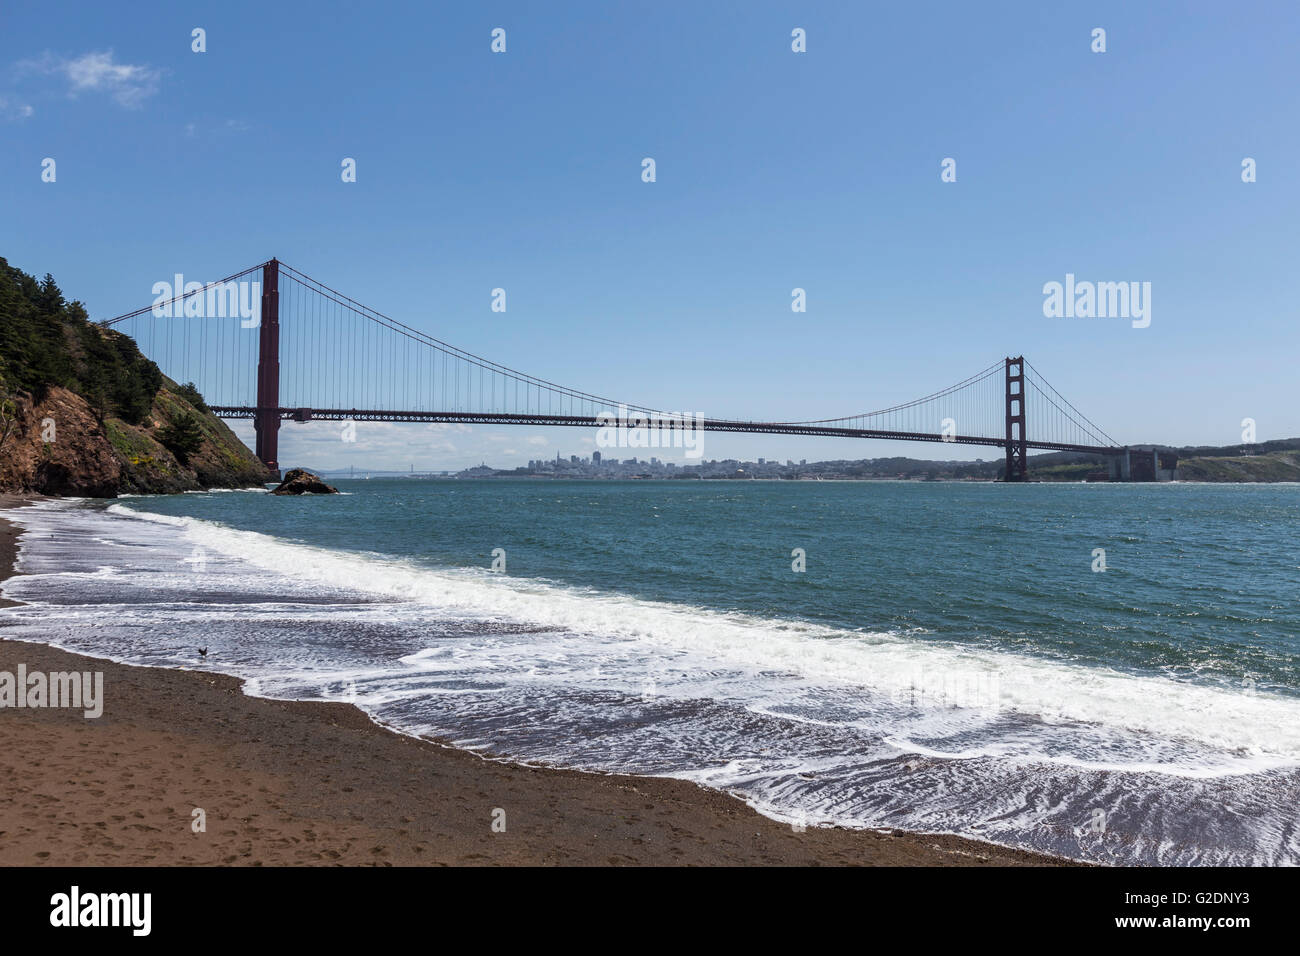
(2, 478, 1298, 864)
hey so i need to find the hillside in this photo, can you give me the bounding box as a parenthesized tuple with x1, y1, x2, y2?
(1174, 449, 1300, 482)
(1028, 441, 1300, 483)
(0, 257, 274, 497)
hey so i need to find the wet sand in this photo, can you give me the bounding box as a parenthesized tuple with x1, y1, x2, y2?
(0, 498, 1066, 866)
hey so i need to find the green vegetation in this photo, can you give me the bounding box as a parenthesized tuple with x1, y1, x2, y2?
(1028, 462, 1101, 481)
(0, 395, 16, 452)
(1176, 450, 1300, 482)
(175, 381, 209, 413)
(156, 413, 205, 465)
(0, 258, 161, 424)
(104, 418, 155, 461)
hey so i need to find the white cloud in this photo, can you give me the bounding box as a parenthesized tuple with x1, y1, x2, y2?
(186, 117, 251, 138)
(20, 50, 162, 108)
(0, 95, 33, 119)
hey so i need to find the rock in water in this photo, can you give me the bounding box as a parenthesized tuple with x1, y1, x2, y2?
(270, 468, 340, 495)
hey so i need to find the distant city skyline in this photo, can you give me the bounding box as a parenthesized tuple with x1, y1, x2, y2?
(301, 446, 1001, 480)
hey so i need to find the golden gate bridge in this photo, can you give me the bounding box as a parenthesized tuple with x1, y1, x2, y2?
(100, 259, 1132, 481)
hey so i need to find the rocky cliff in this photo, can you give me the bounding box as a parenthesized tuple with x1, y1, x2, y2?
(0, 257, 274, 497)
(0, 378, 273, 499)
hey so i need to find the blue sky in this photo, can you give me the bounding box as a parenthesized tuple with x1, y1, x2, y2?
(3, 1, 1297, 470)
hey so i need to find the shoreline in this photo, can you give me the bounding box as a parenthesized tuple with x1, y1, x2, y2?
(0, 496, 1068, 866)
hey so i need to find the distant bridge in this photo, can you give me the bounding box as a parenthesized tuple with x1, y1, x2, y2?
(101, 259, 1130, 480)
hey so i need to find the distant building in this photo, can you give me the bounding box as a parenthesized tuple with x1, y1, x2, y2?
(592, 450, 601, 463)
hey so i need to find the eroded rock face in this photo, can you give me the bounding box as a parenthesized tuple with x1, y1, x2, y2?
(0, 384, 275, 498)
(0, 387, 123, 497)
(270, 468, 339, 495)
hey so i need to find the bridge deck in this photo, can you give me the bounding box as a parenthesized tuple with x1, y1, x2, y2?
(209, 406, 1120, 457)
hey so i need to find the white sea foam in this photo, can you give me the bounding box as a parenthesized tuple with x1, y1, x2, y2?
(94, 500, 1300, 771)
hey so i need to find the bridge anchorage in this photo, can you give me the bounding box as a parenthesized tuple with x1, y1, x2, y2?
(102, 258, 1145, 481)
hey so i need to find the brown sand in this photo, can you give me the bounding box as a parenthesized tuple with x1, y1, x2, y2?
(0, 495, 34, 608)
(0, 497, 1066, 866)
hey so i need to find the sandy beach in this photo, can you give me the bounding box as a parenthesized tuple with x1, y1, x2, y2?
(0, 497, 1064, 866)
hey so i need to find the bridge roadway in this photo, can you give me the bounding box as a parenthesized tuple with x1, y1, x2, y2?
(209, 406, 1120, 457)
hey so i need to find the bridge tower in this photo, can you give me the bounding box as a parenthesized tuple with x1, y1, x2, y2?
(254, 258, 281, 477)
(1004, 355, 1028, 481)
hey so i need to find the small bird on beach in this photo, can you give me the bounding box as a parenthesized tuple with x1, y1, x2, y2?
(198, 647, 208, 658)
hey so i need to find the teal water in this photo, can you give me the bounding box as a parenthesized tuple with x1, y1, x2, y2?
(132, 479, 1300, 693)
(3, 479, 1299, 864)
